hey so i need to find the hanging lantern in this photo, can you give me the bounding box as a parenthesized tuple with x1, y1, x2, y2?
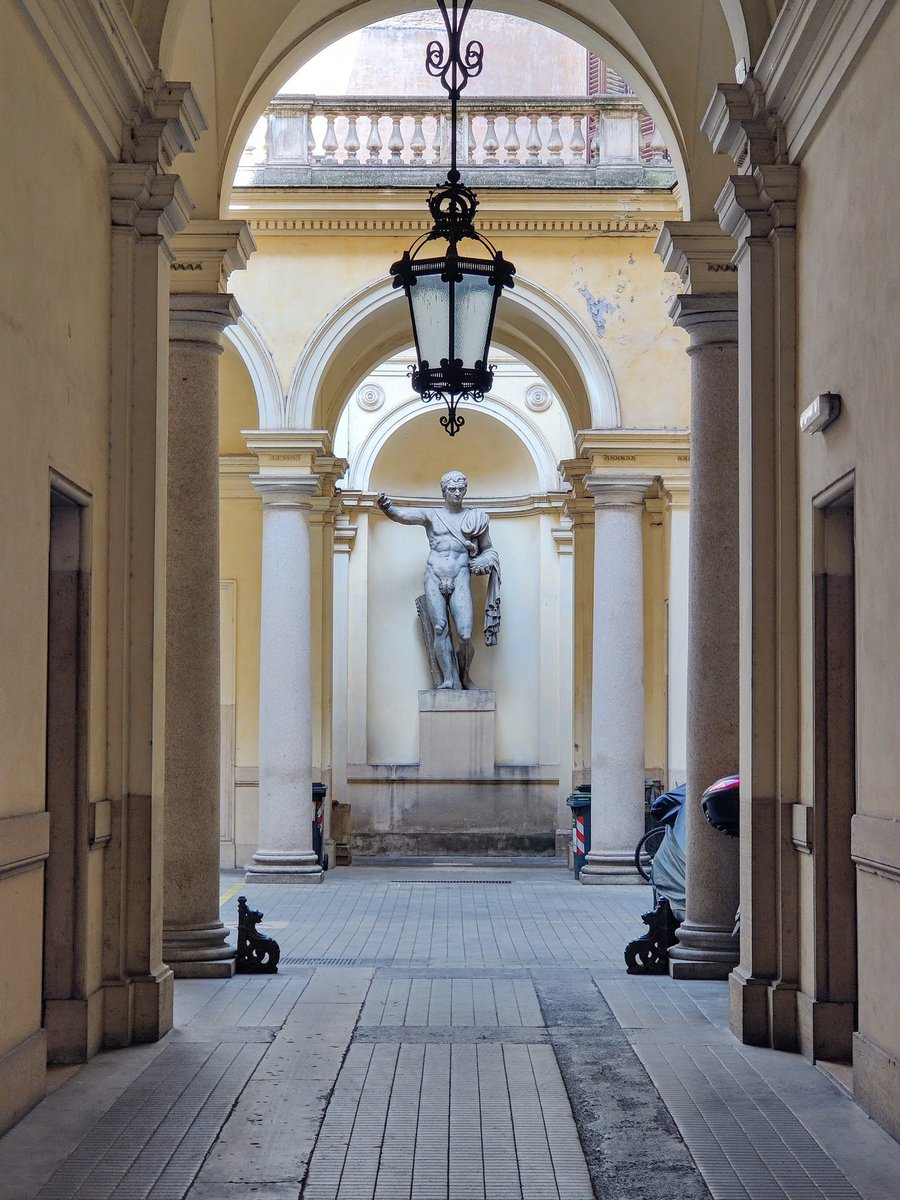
(389, 0, 515, 436)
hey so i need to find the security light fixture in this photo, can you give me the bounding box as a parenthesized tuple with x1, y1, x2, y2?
(390, 0, 516, 436)
(800, 392, 842, 434)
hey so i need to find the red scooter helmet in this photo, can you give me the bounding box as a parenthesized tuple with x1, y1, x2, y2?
(701, 774, 740, 837)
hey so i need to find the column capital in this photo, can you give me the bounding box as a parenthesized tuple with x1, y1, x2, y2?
(584, 473, 654, 507)
(701, 77, 784, 171)
(170, 293, 241, 346)
(668, 293, 738, 349)
(109, 163, 193, 250)
(244, 431, 347, 497)
(655, 220, 737, 295)
(130, 75, 207, 170)
(170, 220, 257, 294)
(716, 164, 799, 244)
(251, 476, 322, 507)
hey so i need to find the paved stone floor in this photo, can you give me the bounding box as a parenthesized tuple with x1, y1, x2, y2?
(2, 861, 900, 1199)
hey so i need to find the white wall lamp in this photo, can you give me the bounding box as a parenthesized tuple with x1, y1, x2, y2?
(800, 392, 842, 435)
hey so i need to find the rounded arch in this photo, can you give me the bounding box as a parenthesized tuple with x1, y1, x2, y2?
(222, 314, 285, 429)
(285, 273, 619, 436)
(348, 392, 566, 493)
(210, 0, 737, 218)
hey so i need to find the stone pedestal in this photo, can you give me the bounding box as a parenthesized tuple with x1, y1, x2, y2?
(580, 476, 652, 884)
(247, 479, 324, 884)
(418, 689, 495, 779)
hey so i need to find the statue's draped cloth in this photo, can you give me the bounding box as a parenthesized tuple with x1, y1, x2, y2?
(430, 507, 501, 646)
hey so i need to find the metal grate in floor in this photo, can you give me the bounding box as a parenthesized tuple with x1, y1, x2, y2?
(391, 879, 512, 885)
(280, 956, 359, 966)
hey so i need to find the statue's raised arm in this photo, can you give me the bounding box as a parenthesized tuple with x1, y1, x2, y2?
(376, 493, 428, 526)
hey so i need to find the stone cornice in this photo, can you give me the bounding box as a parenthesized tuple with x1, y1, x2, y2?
(231, 188, 682, 239)
(655, 221, 738, 295)
(220, 456, 258, 501)
(340, 490, 571, 519)
(170, 220, 257, 294)
(17, 0, 205, 166)
(754, 0, 893, 163)
(574, 429, 691, 477)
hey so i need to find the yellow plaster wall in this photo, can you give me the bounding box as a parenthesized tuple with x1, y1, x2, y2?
(219, 498, 263, 771)
(1, 7, 112, 822)
(230, 229, 689, 431)
(0, 5, 114, 1115)
(220, 343, 260, 452)
(796, 0, 900, 1062)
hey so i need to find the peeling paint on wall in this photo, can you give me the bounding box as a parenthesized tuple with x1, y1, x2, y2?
(576, 282, 616, 338)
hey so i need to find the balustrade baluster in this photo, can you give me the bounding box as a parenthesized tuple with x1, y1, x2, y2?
(344, 115, 361, 165)
(432, 113, 443, 164)
(387, 115, 404, 164)
(322, 114, 339, 165)
(547, 114, 563, 164)
(466, 115, 476, 166)
(367, 116, 384, 164)
(307, 113, 317, 163)
(526, 114, 542, 163)
(482, 114, 499, 166)
(590, 108, 602, 165)
(410, 116, 426, 162)
(570, 113, 586, 164)
(503, 115, 521, 164)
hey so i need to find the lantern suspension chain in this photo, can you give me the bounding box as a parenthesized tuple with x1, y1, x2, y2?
(426, 0, 483, 180)
(389, 0, 515, 436)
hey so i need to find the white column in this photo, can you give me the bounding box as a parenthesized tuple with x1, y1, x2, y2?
(666, 484, 690, 786)
(247, 478, 323, 883)
(580, 475, 652, 883)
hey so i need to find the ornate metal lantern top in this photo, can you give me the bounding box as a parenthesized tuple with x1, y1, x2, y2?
(389, 0, 516, 436)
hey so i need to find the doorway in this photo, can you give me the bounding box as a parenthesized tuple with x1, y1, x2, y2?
(811, 481, 857, 1073)
(43, 478, 91, 1063)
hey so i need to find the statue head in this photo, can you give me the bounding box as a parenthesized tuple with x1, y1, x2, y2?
(440, 470, 467, 496)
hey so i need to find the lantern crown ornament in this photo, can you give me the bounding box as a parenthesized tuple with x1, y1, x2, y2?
(390, 0, 516, 436)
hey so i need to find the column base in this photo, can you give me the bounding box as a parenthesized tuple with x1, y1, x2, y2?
(163, 923, 237, 978)
(668, 920, 739, 980)
(729, 964, 772, 1046)
(246, 849, 324, 884)
(579, 852, 641, 884)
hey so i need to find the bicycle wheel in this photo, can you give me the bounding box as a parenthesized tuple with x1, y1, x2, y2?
(634, 824, 667, 882)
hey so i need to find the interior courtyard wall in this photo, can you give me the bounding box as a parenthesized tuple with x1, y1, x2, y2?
(219, 223, 689, 857)
(794, 0, 900, 1133)
(229, 231, 689, 428)
(0, 5, 115, 1130)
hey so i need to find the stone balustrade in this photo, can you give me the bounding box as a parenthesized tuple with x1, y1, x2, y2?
(236, 95, 674, 190)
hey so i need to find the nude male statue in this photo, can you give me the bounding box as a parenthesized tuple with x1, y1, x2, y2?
(377, 471, 500, 690)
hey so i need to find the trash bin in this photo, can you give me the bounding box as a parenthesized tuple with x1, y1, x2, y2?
(566, 785, 591, 879)
(312, 782, 327, 868)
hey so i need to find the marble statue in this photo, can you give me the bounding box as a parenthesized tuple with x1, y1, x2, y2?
(377, 471, 500, 690)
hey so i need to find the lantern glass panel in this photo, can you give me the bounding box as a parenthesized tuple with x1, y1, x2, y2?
(453, 273, 495, 368)
(407, 269, 448, 367)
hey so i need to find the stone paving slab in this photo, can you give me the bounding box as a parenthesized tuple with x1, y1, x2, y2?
(302, 1040, 594, 1200)
(596, 975, 900, 1200)
(4, 870, 900, 1200)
